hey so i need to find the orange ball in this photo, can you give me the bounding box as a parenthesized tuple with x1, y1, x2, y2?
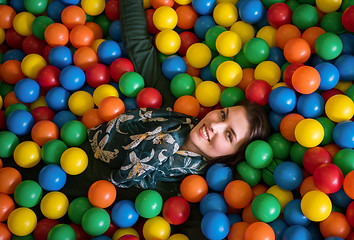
(73, 47, 98, 71)
(244, 222, 275, 240)
(98, 96, 125, 121)
(4, 91, 30, 109)
(237, 68, 255, 92)
(242, 204, 258, 224)
(180, 175, 208, 203)
(61, 5, 86, 29)
(319, 211, 351, 239)
(0, 167, 22, 195)
(44, 23, 69, 47)
(176, 5, 198, 30)
(88, 180, 117, 208)
(0, 5, 16, 29)
(151, 0, 174, 9)
(0, 60, 26, 84)
(299, 176, 320, 197)
(183, 56, 201, 77)
(174, 95, 200, 117)
(301, 26, 325, 53)
(85, 22, 103, 39)
(343, 171, 354, 199)
(252, 184, 268, 198)
(275, 24, 301, 49)
(69, 25, 95, 49)
(283, 38, 311, 63)
(31, 120, 59, 146)
(280, 113, 305, 142)
(227, 222, 250, 240)
(0, 193, 15, 222)
(323, 143, 341, 158)
(0, 222, 11, 240)
(224, 180, 253, 209)
(291, 66, 321, 94)
(81, 108, 105, 129)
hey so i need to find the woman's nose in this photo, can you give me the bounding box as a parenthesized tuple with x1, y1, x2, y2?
(210, 122, 227, 133)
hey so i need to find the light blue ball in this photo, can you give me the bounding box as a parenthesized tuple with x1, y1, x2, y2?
(273, 161, 303, 191)
(38, 164, 67, 191)
(206, 163, 233, 192)
(59, 65, 86, 91)
(111, 200, 139, 228)
(97, 40, 122, 65)
(14, 78, 40, 103)
(46, 87, 71, 112)
(200, 193, 228, 216)
(296, 92, 325, 118)
(201, 211, 230, 240)
(49, 46, 73, 70)
(162, 55, 187, 80)
(333, 120, 354, 149)
(268, 87, 297, 114)
(315, 62, 339, 90)
(6, 110, 34, 136)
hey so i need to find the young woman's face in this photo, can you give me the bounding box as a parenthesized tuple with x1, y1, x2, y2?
(184, 106, 251, 160)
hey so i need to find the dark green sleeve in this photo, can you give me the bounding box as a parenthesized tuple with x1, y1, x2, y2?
(119, 0, 176, 108)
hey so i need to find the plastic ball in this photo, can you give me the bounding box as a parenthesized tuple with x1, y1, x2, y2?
(343, 171, 354, 199)
(283, 38, 311, 64)
(325, 94, 354, 122)
(33, 218, 60, 240)
(162, 55, 187, 80)
(320, 211, 351, 239)
(334, 54, 354, 82)
(176, 5, 198, 30)
(81, 0, 105, 16)
(192, 0, 216, 15)
(268, 87, 297, 114)
(135, 189, 163, 218)
(333, 121, 354, 149)
(170, 73, 195, 98)
(267, 133, 291, 160)
(313, 163, 343, 194)
(342, 5, 354, 32)
(0, 5, 16, 29)
(52, 111, 77, 130)
(36, 65, 60, 91)
(30, 120, 59, 147)
(60, 147, 88, 175)
(205, 163, 233, 192)
(230, 21, 254, 46)
(173, 95, 200, 117)
(302, 26, 326, 54)
(118, 72, 144, 98)
(143, 216, 171, 240)
(283, 199, 310, 226)
(256, 25, 277, 49)
(48, 46, 72, 70)
(13, 78, 40, 104)
(244, 221, 275, 240)
(200, 193, 228, 216)
(220, 86, 245, 108)
(110, 58, 134, 82)
(195, 81, 221, 107)
(61, 5, 86, 29)
(292, 66, 321, 94)
(0, 167, 22, 195)
(67, 197, 92, 225)
(7, 207, 37, 236)
(267, 3, 292, 28)
(251, 192, 281, 223)
(303, 146, 333, 175)
(111, 200, 139, 228)
(0, 59, 25, 85)
(112, 228, 139, 240)
(155, 29, 181, 55)
(88, 180, 116, 209)
(97, 40, 122, 65)
(315, 32, 343, 60)
(98, 96, 125, 121)
(47, 224, 76, 240)
(69, 24, 95, 49)
(60, 120, 87, 146)
(296, 92, 325, 119)
(68, 91, 95, 117)
(224, 180, 253, 209)
(238, 0, 264, 24)
(153, 6, 177, 30)
(315, 62, 340, 90)
(0, 193, 15, 222)
(81, 108, 105, 129)
(300, 190, 332, 222)
(13, 11, 35, 36)
(201, 211, 230, 240)
(243, 37, 270, 64)
(316, 0, 342, 13)
(44, 23, 69, 47)
(273, 161, 303, 191)
(21, 53, 47, 79)
(82, 207, 111, 236)
(13, 141, 41, 168)
(292, 4, 319, 30)
(216, 60, 242, 87)
(59, 65, 87, 91)
(13, 180, 43, 208)
(254, 61, 281, 87)
(245, 140, 273, 169)
(85, 63, 110, 88)
(73, 46, 98, 71)
(294, 119, 324, 148)
(135, 87, 162, 109)
(186, 42, 212, 69)
(180, 175, 208, 203)
(162, 196, 190, 225)
(236, 161, 262, 187)
(38, 164, 66, 192)
(40, 191, 69, 219)
(213, 2, 238, 27)
(281, 225, 311, 240)
(0, 130, 19, 158)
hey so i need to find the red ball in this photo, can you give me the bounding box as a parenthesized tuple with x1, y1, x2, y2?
(179, 31, 199, 56)
(0, 111, 5, 130)
(118, 235, 139, 240)
(22, 35, 46, 55)
(267, 3, 292, 29)
(86, 63, 111, 88)
(342, 5, 354, 32)
(42, 44, 53, 63)
(145, 9, 159, 34)
(321, 88, 343, 102)
(346, 201, 354, 227)
(105, 0, 120, 21)
(31, 106, 55, 123)
(302, 146, 332, 174)
(36, 65, 61, 90)
(313, 163, 344, 194)
(283, 62, 304, 88)
(5, 27, 24, 49)
(197, 106, 212, 119)
(69, 223, 91, 240)
(162, 196, 190, 225)
(136, 87, 162, 108)
(245, 79, 272, 106)
(33, 218, 60, 240)
(109, 58, 134, 82)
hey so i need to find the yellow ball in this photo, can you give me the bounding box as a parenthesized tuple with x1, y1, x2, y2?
(254, 61, 281, 86)
(30, 96, 48, 110)
(93, 84, 119, 106)
(92, 39, 105, 52)
(0, 28, 5, 45)
(256, 25, 277, 48)
(325, 94, 354, 122)
(81, 0, 105, 16)
(272, 82, 288, 90)
(68, 91, 95, 116)
(294, 119, 324, 148)
(216, 61, 243, 87)
(213, 2, 238, 27)
(155, 29, 181, 55)
(168, 234, 189, 240)
(13, 12, 35, 36)
(335, 80, 352, 93)
(215, 31, 242, 57)
(0, 95, 3, 109)
(60, 147, 88, 175)
(40, 191, 69, 219)
(186, 43, 212, 68)
(153, 6, 178, 30)
(143, 216, 171, 240)
(21, 53, 47, 79)
(112, 228, 140, 240)
(175, 0, 192, 4)
(195, 81, 221, 107)
(230, 21, 255, 46)
(266, 185, 294, 211)
(316, 0, 342, 13)
(143, 0, 152, 9)
(217, 0, 238, 4)
(7, 207, 37, 236)
(193, 76, 203, 88)
(14, 141, 41, 168)
(301, 190, 332, 222)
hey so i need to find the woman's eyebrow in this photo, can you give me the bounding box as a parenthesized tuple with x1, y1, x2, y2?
(226, 108, 237, 141)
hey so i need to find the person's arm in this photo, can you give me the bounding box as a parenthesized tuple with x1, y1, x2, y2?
(119, 0, 176, 108)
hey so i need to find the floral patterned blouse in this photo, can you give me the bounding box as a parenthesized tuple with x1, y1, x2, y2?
(87, 107, 208, 189)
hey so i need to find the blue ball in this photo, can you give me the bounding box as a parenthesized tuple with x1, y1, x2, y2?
(269, 219, 288, 240)
(193, 15, 216, 40)
(92, 236, 111, 240)
(49, 46, 73, 70)
(268, 111, 286, 132)
(334, 54, 354, 82)
(311, 54, 333, 67)
(201, 211, 230, 240)
(192, 0, 216, 15)
(123, 97, 138, 111)
(200, 64, 217, 82)
(238, 0, 265, 24)
(268, 47, 286, 67)
(46, 87, 71, 112)
(283, 199, 310, 226)
(200, 193, 228, 216)
(296, 92, 325, 118)
(330, 187, 352, 209)
(2, 49, 26, 62)
(273, 161, 303, 191)
(162, 55, 187, 80)
(52, 110, 77, 130)
(315, 62, 340, 90)
(60, 0, 80, 4)
(111, 200, 139, 228)
(59, 65, 86, 91)
(38, 164, 67, 191)
(332, 120, 354, 149)
(6, 110, 34, 136)
(14, 78, 40, 103)
(97, 40, 122, 65)
(47, 1, 67, 23)
(339, 33, 354, 55)
(268, 87, 297, 114)
(282, 225, 311, 240)
(307, 222, 323, 240)
(109, 20, 122, 42)
(9, 0, 25, 12)
(206, 163, 233, 192)
(227, 213, 242, 225)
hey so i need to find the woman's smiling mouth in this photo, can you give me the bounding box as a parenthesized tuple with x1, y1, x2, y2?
(200, 125, 210, 141)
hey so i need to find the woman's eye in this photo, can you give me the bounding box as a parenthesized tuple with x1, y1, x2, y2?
(221, 110, 226, 120)
(227, 132, 232, 142)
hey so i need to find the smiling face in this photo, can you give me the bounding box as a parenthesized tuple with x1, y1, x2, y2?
(181, 106, 251, 160)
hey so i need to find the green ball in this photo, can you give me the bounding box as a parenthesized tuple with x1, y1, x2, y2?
(86, 13, 95, 22)
(320, 12, 345, 35)
(119, 72, 145, 97)
(0, 0, 8, 4)
(342, 0, 354, 11)
(316, 117, 335, 145)
(243, 38, 270, 64)
(170, 73, 195, 98)
(220, 87, 245, 108)
(0, 82, 14, 99)
(261, 0, 285, 8)
(94, 14, 112, 38)
(234, 49, 256, 69)
(0, 131, 19, 158)
(267, 133, 291, 160)
(333, 149, 354, 175)
(210, 55, 232, 78)
(47, 224, 76, 240)
(251, 193, 281, 222)
(24, 0, 48, 15)
(68, 197, 93, 225)
(292, 4, 318, 30)
(60, 120, 87, 147)
(315, 32, 343, 60)
(5, 103, 30, 118)
(280, 62, 291, 80)
(205, 25, 227, 51)
(289, 142, 308, 167)
(346, 84, 354, 102)
(245, 140, 273, 169)
(11, 234, 34, 240)
(286, 0, 300, 12)
(32, 16, 54, 40)
(262, 159, 284, 186)
(236, 161, 261, 187)
(298, 0, 315, 4)
(14, 180, 43, 208)
(135, 190, 163, 218)
(159, 52, 172, 63)
(41, 140, 68, 165)
(81, 207, 111, 236)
